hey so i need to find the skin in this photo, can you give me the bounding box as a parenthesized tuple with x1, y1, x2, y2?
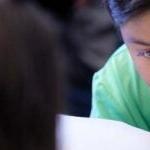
(121, 11, 150, 85)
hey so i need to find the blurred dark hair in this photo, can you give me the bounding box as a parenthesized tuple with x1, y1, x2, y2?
(104, 0, 150, 26)
(0, 1, 62, 150)
(29, 0, 74, 21)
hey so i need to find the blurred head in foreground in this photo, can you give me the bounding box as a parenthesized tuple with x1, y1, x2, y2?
(0, 1, 62, 150)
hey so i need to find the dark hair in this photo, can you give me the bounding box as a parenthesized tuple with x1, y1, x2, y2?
(104, 0, 150, 26)
(30, 0, 74, 21)
(0, 1, 62, 150)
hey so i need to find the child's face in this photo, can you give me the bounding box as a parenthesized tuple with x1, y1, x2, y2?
(121, 11, 150, 85)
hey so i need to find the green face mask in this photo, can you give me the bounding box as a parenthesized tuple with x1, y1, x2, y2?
(91, 44, 150, 131)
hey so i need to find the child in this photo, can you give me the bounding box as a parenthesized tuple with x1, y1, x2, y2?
(91, 0, 150, 131)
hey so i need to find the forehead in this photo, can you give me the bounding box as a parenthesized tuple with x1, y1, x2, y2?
(120, 11, 150, 44)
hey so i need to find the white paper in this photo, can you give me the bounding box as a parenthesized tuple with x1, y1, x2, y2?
(57, 115, 150, 150)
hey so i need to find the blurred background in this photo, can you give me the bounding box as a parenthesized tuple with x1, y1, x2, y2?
(32, 0, 122, 117)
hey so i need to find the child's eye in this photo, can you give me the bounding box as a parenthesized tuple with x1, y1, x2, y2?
(137, 50, 150, 58)
(144, 51, 150, 58)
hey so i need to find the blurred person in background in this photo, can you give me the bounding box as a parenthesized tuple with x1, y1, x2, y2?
(34, 0, 121, 117)
(0, 1, 62, 150)
(65, 0, 122, 116)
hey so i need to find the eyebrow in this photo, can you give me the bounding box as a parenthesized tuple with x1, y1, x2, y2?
(127, 38, 150, 46)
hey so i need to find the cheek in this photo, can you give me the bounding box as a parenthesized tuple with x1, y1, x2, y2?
(130, 50, 150, 85)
